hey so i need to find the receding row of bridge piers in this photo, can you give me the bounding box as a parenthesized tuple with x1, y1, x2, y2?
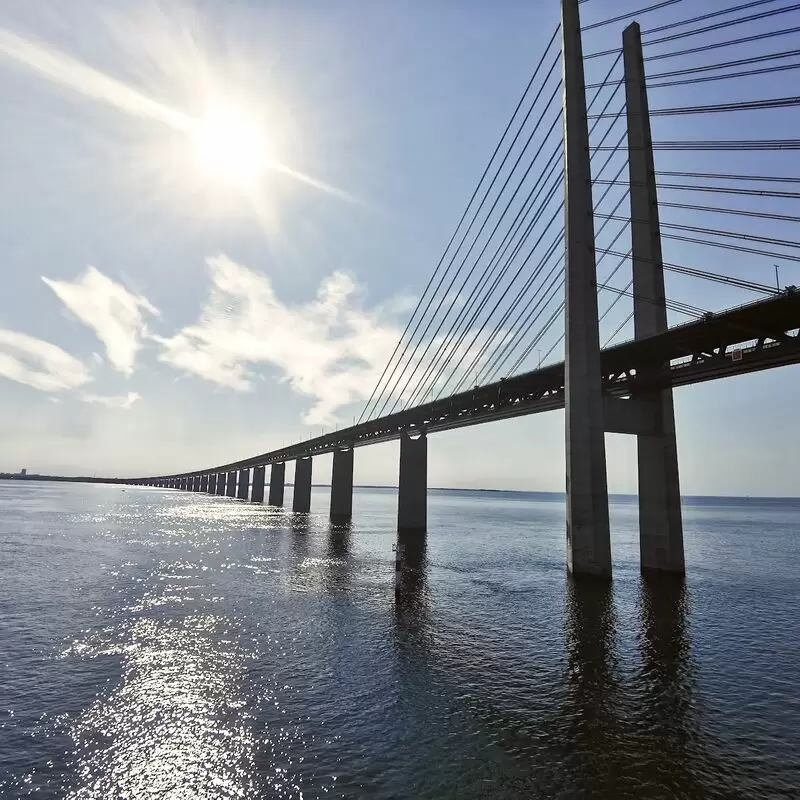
(134, 431, 428, 534)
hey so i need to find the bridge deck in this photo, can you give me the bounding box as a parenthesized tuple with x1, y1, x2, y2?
(145, 291, 800, 481)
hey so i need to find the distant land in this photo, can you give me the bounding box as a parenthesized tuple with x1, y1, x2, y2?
(1, 472, 798, 501)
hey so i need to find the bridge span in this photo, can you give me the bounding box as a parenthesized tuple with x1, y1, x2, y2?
(141, 290, 800, 477)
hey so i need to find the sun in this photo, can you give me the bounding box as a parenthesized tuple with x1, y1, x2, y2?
(191, 106, 271, 187)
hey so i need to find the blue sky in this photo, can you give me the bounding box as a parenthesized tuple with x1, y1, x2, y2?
(0, 0, 798, 496)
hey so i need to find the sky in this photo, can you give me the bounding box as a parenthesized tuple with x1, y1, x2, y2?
(0, 0, 798, 496)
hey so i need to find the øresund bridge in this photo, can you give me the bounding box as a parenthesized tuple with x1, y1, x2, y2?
(15, 0, 800, 580)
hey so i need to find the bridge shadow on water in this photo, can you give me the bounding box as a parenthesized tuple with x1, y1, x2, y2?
(557, 575, 702, 798)
(392, 531, 431, 658)
(390, 555, 703, 799)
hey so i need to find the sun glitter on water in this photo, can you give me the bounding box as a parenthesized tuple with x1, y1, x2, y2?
(191, 106, 272, 187)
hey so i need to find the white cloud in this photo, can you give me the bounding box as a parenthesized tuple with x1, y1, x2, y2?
(80, 391, 141, 410)
(0, 329, 92, 392)
(42, 267, 158, 375)
(154, 255, 503, 426)
(153, 256, 404, 424)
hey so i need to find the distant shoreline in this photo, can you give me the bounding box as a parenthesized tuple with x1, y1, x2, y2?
(1, 474, 797, 500)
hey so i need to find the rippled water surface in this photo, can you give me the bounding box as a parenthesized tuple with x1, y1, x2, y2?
(0, 481, 798, 798)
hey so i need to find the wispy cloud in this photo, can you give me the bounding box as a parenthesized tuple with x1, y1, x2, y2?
(80, 391, 141, 410)
(153, 255, 405, 425)
(42, 267, 158, 375)
(0, 329, 92, 392)
(0, 27, 192, 131)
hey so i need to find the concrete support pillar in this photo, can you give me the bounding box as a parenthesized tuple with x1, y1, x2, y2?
(187, 476, 194, 492)
(562, 0, 611, 578)
(207, 473, 217, 494)
(237, 468, 250, 500)
(226, 470, 236, 497)
(251, 466, 265, 503)
(200, 474, 209, 492)
(216, 473, 226, 496)
(330, 449, 354, 521)
(180, 478, 186, 491)
(269, 463, 285, 507)
(398, 432, 427, 531)
(292, 457, 312, 513)
(624, 22, 684, 575)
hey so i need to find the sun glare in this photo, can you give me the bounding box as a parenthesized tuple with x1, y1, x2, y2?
(192, 107, 271, 187)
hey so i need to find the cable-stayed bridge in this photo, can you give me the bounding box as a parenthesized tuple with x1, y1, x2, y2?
(92, 0, 800, 579)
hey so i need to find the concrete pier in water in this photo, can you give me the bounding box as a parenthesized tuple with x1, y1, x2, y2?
(330, 449, 354, 521)
(293, 457, 312, 513)
(269, 463, 285, 506)
(251, 466, 265, 503)
(562, 0, 611, 578)
(398, 433, 427, 532)
(623, 22, 685, 575)
(237, 468, 250, 500)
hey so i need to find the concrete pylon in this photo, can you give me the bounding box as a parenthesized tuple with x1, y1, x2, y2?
(623, 22, 685, 575)
(207, 473, 217, 494)
(562, 0, 612, 578)
(180, 478, 187, 491)
(251, 466, 265, 503)
(188, 476, 195, 492)
(237, 468, 250, 500)
(269, 463, 285, 506)
(330, 449, 354, 521)
(200, 474, 209, 492)
(226, 470, 236, 497)
(398, 432, 427, 531)
(216, 473, 226, 495)
(293, 457, 312, 513)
